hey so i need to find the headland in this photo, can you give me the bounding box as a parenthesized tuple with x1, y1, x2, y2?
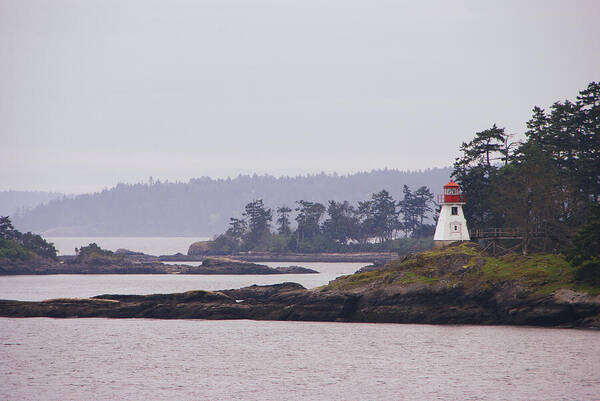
(2, 243, 599, 328)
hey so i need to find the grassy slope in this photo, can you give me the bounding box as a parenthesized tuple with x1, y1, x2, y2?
(326, 242, 600, 295)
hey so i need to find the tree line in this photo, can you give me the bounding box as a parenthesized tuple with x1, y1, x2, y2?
(0, 216, 57, 261)
(453, 81, 599, 254)
(12, 168, 451, 236)
(211, 186, 436, 253)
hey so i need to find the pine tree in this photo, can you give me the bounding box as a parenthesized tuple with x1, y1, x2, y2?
(412, 186, 434, 237)
(369, 190, 398, 242)
(452, 125, 512, 229)
(276, 206, 292, 235)
(322, 201, 359, 244)
(295, 200, 326, 242)
(242, 199, 272, 249)
(398, 185, 416, 237)
(226, 218, 247, 242)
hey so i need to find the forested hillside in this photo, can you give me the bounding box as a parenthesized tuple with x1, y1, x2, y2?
(11, 168, 451, 236)
(0, 191, 64, 217)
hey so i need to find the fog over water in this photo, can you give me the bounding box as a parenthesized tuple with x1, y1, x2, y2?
(2, 2, 600, 399)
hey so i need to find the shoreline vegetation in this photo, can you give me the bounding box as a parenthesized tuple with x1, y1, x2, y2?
(0, 81, 598, 326)
(0, 232, 322, 275)
(189, 81, 600, 260)
(10, 169, 452, 237)
(187, 189, 437, 257)
(0, 216, 404, 274)
(1, 243, 599, 328)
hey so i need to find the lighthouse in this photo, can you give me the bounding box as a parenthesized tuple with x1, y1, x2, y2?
(433, 180, 470, 248)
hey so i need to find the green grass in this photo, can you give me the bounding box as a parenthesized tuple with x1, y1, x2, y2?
(394, 271, 439, 285)
(417, 242, 481, 258)
(471, 253, 600, 295)
(325, 242, 600, 295)
(326, 270, 383, 289)
(468, 254, 571, 294)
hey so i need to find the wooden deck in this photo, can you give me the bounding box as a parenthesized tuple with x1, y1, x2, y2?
(470, 228, 545, 256)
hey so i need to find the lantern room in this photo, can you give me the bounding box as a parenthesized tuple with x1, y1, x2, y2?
(436, 181, 466, 204)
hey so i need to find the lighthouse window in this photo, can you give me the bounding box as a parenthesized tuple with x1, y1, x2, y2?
(454, 225, 458, 231)
(451, 207, 458, 215)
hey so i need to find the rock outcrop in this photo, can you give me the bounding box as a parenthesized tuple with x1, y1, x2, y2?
(0, 256, 318, 275)
(185, 257, 318, 275)
(187, 240, 213, 256)
(1, 243, 599, 327)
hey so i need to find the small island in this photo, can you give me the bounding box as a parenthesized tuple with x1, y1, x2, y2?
(0, 223, 318, 275)
(2, 243, 599, 328)
(1, 81, 599, 327)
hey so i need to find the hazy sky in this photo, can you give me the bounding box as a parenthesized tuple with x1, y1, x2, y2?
(1, 0, 599, 193)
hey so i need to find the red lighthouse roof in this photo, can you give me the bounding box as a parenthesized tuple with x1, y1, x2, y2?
(444, 180, 459, 188)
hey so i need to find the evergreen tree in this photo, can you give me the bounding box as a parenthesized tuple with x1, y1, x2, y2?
(452, 125, 512, 229)
(0, 216, 57, 260)
(524, 83, 600, 226)
(0, 216, 16, 240)
(276, 206, 292, 235)
(412, 186, 435, 237)
(398, 185, 416, 237)
(576, 81, 600, 204)
(226, 217, 247, 242)
(356, 200, 375, 244)
(568, 204, 600, 265)
(370, 190, 399, 243)
(322, 201, 359, 244)
(492, 142, 568, 254)
(242, 199, 272, 249)
(295, 200, 326, 242)
(567, 204, 600, 285)
(525, 106, 550, 143)
(413, 186, 434, 226)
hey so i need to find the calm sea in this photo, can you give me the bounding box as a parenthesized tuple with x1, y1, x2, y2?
(0, 262, 364, 301)
(1, 319, 599, 400)
(2, 237, 599, 400)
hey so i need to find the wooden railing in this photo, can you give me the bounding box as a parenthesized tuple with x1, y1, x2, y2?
(470, 228, 545, 239)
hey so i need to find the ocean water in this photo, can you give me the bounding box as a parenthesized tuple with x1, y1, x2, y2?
(1, 319, 599, 400)
(2, 237, 599, 400)
(0, 262, 365, 301)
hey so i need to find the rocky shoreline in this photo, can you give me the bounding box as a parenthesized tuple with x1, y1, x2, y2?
(1, 282, 598, 328)
(161, 252, 398, 264)
(2, 244, 599, 328)
(0, 257, 318, 275)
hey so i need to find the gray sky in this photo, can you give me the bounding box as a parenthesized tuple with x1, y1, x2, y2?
(1, 0, 599, 193)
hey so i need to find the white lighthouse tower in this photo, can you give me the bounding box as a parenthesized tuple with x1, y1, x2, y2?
(433, 180, 470, 248)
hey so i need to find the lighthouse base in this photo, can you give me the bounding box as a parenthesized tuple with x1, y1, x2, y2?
(433, 240, 465, 249)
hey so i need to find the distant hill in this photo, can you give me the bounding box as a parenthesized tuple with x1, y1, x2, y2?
(12, 168, 452, 236)
(0, 191, 64, 217)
